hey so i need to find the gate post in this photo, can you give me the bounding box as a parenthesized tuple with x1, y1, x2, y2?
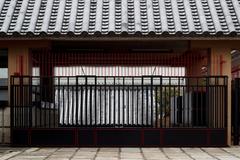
(233, 79, 240, 145)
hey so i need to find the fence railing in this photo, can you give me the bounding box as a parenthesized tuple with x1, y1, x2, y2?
(11, 76, 228, 129)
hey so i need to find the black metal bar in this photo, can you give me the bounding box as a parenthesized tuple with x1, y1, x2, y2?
(80, 84, 83, 126)
(168, 77, 171, 128)
(10, 77, 14, 129)
(48, 77, 52, 128)
(67, 77, 70, 125)
(109, 86, 111, 125)
(182, 79, 185, 128)
(196, 78, 199, 127)
(160, 77, 163, 128)
(29, 76, 32, 128)
(137, 86, 139, 126)
(178, 77, 181, 127)
(90, 84, 92, 126)
(44, 82, 47, 127)
(206, 77, 209, 128)
(72, 84, 74, 126)
(214, 78, 217, 128)
(95, 77, 97, 126)
(76, 77, 79, 126)
(53, 79, 56, 128)
(199, 84, 203, 126)
(21, 77, 24, 127)
(123, 78, 125, 125)
(173, 83, 176, 127)
(234, 79, 239, 145)
(146, 84, 149, 126)
(155, 85, 157, 128)
(104, 77, 107, 125)
(113, 77, 116, 126)
(62, 84, 65, 125)
(118, 79, 120, 125)
(142, 77, 144, 126)
(58, 77, 60, 127)
(127, 83, 130, 125)
(224, 77, 228, 129)
(151, 77, 153, 127)
(132, 77, 134, 126)
(39, 77, 42, 127)
(85, 77, 88, 126)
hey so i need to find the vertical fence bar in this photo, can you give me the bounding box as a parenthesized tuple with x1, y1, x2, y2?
(104, 77, 107, 125)
(10, 77, 14, 130)
(80, 80, 83, 126)
(187, 77, 190, 127)
(113, 77, 116, 126)
(39, 77, 42, 127)
(44, 79, 47, 127)
(58, 77, 60, 127)
(20, 77, 23, 127)
(100, 81, 102, 126)
(62, 80, 65, 126)
(48, 77, 51, 128)
(225, 77, 228, 129)
(132, 77, 134, 126)
(234, 78, 239, 145)
(206, 77, 209, 128)
(109, 82, 111, 126)
(85, 77, 88, 126)
(200, 81, 203, 126)
(164, 81, 167, 127)
(76, 77, 79, 126)
(155, 82, 158, 128)
(95, 77, 97, 126)
(196, 78, 199, 126)
(118, 78, 120, 125)
(53, 77, 56, 128)
(173, 79, 176, 127)
(160, 77, 163, 128)
(137, 85, 139, 126)
(29, 76, 32, 128)
(142, 77, 144, 126)
(123, 78, 125, 126)
(127, 81, 130, 125)
(178, 77, 181, 126)
(151, 77, 153, 127)
(146, 80, 149, 126)
(67, 77, 70, 126)
(168, 77, 171, 128)
(182, 77, 185, 127)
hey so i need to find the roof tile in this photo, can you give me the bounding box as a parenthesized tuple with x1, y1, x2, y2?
(0, 0, 240, 37)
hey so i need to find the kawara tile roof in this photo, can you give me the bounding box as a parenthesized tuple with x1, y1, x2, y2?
(0, 0, 240, 38)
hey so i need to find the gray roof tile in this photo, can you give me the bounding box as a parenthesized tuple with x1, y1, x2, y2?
(0, 0, 240, 37)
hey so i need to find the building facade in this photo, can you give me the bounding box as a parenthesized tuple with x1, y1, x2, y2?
(0, 0, 240, 146)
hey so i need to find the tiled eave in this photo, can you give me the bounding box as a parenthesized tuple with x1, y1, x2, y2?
(0, 34, 240, 41)
(1, 0, 240, 38)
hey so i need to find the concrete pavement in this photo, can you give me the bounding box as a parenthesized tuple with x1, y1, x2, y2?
(0, 147, 240, 160)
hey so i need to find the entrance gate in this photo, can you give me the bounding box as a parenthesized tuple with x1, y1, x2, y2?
(11, 75, 228, 146)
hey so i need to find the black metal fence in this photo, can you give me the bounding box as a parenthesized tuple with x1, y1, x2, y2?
(11, 76, 227, 129)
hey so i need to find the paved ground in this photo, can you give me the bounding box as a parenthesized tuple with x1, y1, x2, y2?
(0, 147, 240, 160)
